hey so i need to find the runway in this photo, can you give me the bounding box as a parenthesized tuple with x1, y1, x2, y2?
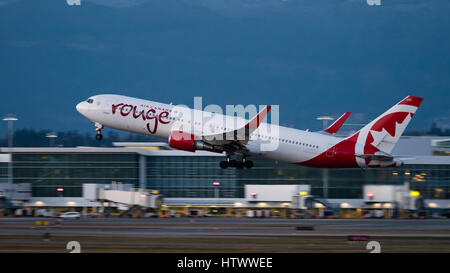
(0, 217, 449, 253)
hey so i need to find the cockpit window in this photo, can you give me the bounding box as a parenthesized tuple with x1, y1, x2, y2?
(87, 99, 94, 104)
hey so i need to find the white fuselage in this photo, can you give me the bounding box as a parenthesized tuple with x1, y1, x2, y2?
(76, 94, 342, 165)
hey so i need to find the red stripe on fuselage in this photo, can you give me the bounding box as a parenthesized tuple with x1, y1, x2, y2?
(297, 133, 360, 168)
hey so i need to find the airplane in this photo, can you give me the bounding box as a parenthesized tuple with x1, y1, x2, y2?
(76, 95, 423, 169)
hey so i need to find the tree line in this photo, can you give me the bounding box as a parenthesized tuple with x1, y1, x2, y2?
(0, 129, 159, 147)
(0, 123, 449, 147)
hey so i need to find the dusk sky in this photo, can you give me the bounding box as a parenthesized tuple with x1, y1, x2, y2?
(1, 0, 449, 135)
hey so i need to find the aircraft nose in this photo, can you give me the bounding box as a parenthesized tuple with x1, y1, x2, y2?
(76, 101, 87, 114)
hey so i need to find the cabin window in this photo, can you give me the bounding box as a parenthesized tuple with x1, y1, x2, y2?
(86, 99, 94, 104)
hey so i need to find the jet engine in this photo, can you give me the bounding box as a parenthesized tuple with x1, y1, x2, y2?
(168, 131, 214, 152)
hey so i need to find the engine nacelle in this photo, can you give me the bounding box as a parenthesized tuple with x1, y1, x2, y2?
(168, 131, 214, 152)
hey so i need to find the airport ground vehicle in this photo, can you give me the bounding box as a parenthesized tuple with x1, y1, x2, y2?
(36, 209, 57, 217)
(59, 212, 81, 219)
(86, 212, 101, 218)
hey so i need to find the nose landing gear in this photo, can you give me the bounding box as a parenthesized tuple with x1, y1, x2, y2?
(96, 131, 103, 140)
(95, 123, 104, 140)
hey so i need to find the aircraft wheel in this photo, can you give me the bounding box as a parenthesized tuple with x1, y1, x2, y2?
(96, 133, 103, 140)
(228, 160, 237, 168)
(244, 160, 253, 169)
(219, 161, 229, 169)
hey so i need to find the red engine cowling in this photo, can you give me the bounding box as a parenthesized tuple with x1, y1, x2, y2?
(169, 131, 196, 152)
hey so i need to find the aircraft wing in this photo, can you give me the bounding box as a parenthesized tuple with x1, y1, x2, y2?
(199, 106, 272, 154)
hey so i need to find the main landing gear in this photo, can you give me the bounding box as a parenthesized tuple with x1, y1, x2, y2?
(95, 123, 104, 140)
(220, 155, 253, 169)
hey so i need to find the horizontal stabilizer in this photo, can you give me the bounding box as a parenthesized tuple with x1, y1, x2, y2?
(393, 156, 416, 161)
(356, 154, 393, 162)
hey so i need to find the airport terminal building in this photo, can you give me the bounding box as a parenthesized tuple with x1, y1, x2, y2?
(0, 136, 449, 214)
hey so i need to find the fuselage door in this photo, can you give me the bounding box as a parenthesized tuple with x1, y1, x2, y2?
(102, 100, 110, 114)
(326, 144, 336, 158)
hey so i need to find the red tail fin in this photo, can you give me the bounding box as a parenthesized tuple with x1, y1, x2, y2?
(352, 95, 423, 156)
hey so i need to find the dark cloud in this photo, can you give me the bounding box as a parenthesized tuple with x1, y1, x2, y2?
(0, 0, 449, 134)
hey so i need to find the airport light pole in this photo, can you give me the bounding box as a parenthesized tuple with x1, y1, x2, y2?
(316, 115, 334, 130)
(212, 181, 220, 206)
(3, 114, 18, 149)
(2, 114, 18, 199)
(45, 132, 58, 147)
(317, 115, 333, 200)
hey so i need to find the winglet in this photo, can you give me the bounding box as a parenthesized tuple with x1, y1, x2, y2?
(324, 112, 351, 134)
(245, 106, 271, 130)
